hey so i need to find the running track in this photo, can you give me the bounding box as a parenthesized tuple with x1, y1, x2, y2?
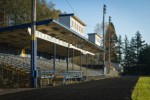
(0, 76, 138, 100)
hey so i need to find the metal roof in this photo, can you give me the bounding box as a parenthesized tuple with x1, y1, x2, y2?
(0, 19, 104, 56)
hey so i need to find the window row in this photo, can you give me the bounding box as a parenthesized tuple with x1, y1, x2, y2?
(71, 21, 83, 33)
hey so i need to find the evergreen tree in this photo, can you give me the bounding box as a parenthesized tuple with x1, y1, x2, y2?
(123, 32, 146, 75)
(134, 31, 145, 64)
(105, 22, 117, 63)
(116, 35, 123, 64)
(128, 37, 136, 66)
(128, 31, 146, 66)
(123, 35, 130, 67)
(139, 45, 150, 66)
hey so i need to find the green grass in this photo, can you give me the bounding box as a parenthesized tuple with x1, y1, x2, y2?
(132, 76, 150, 100)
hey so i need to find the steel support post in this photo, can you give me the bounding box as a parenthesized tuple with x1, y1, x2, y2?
(53, 43, 56, 74)
(86, 55, 88, 80)
(30, 0, 37, 88)
(72, 49, 74, 70)
(80, 51, 82, 71)
(67, 45, 69, 71)
(91, 55, 93, 69)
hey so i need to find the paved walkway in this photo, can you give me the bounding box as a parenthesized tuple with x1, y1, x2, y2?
(0, 76, 138, 100)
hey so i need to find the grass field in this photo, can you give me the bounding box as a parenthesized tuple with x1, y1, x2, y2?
(132, 76, 150, 100)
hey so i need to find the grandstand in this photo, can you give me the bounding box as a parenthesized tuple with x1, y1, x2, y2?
(0, 14, 104, 88)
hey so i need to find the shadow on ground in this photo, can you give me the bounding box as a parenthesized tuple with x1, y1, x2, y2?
(0, 76, 138, 100)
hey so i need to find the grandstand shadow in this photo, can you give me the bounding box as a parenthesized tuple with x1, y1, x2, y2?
(0, 76, 138, 100)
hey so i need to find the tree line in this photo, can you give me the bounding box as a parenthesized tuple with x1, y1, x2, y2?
(119, 32, 150, 75)
(0, 0, 61, 27)
(95, 21, 150, 75)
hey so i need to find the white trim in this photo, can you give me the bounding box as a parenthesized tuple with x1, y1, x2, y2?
(28, 28, 95, 55)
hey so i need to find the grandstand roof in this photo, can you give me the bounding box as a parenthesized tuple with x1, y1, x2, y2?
(0, 19, 103, 56)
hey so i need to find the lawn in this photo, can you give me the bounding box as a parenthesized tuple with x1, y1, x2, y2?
(132, 76, 150, 100)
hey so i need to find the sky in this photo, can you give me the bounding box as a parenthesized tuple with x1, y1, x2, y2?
(47, 0, 150, 44)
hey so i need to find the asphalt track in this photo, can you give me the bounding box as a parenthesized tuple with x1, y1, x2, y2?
(0, 76, 138, 100)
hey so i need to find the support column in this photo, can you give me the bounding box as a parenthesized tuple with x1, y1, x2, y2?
(53, 43, 56, 74)
(72, 49, 74, 70)
(91, 55, 93, 69)
(80, 51, 82, 71)
(67, 45, 69, 71)
(86, 55, 88, 79)
(30, 0, 37, 88)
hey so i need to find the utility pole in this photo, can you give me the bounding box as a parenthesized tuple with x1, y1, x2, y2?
(31, 0, 37, 88)
(109, 16, 111, 71)
(103, 4, 106, 75)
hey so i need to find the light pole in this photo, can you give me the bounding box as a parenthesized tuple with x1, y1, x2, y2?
(31, 0, 37, 88)
(109, 16, 111, 71)
(103, 4, 106, 75)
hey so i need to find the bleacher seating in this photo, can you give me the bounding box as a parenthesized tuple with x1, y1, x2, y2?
(0, 53, 103, 87)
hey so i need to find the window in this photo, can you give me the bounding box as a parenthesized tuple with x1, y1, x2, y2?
(79, 26, 80, 32)
(76, 23, 77, 30)
(72, 21, 73, 27)
(81, 28, 83, 33)
(74, 23, 76, 29)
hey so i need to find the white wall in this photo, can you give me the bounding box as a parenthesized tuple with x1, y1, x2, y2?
(70, 17, 84, 36)
(95, 35, 100, 46)
(59, 15, 85, 36)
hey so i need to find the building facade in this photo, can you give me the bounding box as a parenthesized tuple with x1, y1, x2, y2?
(59, 13, 86, 36)
(88, 33, 101, 46)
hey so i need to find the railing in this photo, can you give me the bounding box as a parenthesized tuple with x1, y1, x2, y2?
(39, 70, 55, 78)
(63, 71, 83, 82)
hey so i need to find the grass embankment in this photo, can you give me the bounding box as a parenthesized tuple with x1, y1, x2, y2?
(132, 76, 150, 100)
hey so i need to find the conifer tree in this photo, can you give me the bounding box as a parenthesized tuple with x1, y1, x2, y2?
(116, 35, 123, 64)
(105, 22, 117, 63)
(123, 35, 130, 67)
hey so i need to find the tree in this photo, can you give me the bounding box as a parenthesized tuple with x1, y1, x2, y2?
(128, 37, 136, 66)
(116, 35, 123, 64)
(139, 45, 150, 66)
(105, 22, 117, 63)
(138, 45, 150, 75)
(123, 35, 130, 67)
(0, 0, 61, 27)
(123, 32, 147, 75)
(128, 31, 146, 66)
(134, 31, 146, 63)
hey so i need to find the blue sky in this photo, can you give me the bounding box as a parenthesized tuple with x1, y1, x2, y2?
(47, 0, 150, 44)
